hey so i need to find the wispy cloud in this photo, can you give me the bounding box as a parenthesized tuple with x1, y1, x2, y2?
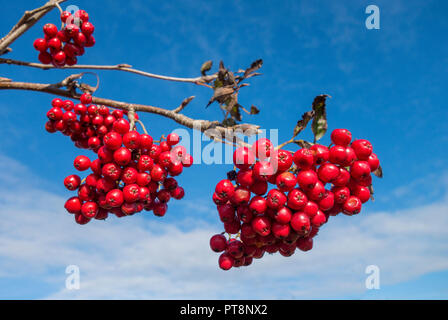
(0, 153, 447, 299)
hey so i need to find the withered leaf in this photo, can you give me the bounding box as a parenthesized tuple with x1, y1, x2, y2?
(293, 140, 314, 149)
(230, 102, 242, 121)
(311, 94, 329, 142)
(243, 59, 263, 79)
(206, 86, 234, 107)
(222, 118, 237, 127)
(373, 165, 383, 178)
(250, 105, 260, 115)
(200, 60, 213, 76)
(293, 111, 314, 138)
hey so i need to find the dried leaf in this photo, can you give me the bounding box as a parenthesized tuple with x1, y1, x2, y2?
(243, 59, 263, 79)
(222, 118, 237, 127)
(230, 102, 242, 122)
(293, 140, 314, 149)
(373, 165, 383, 178)
(293, 111, 314, 138)
(368, 185, 375, 201)
(206, 86, 234, 107)
(250, 105, 260, 115)
(311, 94, 329, 142)
(200, 60, 213, 76)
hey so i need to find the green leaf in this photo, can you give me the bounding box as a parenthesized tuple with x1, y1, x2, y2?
(311, 94, 329, 142)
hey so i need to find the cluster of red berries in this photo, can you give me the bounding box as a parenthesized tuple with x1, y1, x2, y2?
(33, 9, 95, 66)
(210, 129, 380, 270)
(44, 95, 193, 224)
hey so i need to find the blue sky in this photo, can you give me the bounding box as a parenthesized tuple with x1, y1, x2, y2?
(0, 0, 447, 299)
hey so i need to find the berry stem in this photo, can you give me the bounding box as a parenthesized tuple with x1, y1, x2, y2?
(136, 120, 148, 135)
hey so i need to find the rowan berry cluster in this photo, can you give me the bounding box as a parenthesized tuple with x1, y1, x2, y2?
(33, 9, 95, 66)
(210, 129, 380, 270)
(45, 95, 193, 224)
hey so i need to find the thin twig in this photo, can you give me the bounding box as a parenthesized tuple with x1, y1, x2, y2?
(0, 76, 257, 147)
(0, 57, 218, 84)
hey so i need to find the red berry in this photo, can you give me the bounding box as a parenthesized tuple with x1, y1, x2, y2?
(251, 216, 271, 236)
(106, 189, 124, 208)
(287, 188, 308, 210)
(123, 184, 140, 203)
(270, 149, 293, 173)
(350, 161, 371, 180)
(215, 179, 235, 200)
(102, 162, 122, 180)
(274, 206, 292, 224)
(266, 189, 287, 210)
(80, 93, 92, 105)
(351, 139, 373, 160)
(166, 133, 180, 146)
(64, 197, 82, 214)
(297, 169, 318, 190)
(303, 201, 319, 218)
(296, 237, 313, 251)
(342, 196, 362, 215)
(272, 222, 291, 239)
(329, 145, 347, 165)
(210, 234, 227, 252)
(64, 174, 81, 190)
(331, 129, 352, 146)
(103, 131, 122, 150)
(81, 201, 98, 218)
(311, 210, 327, 227)
(113, 118, 130, 134)
(233, 147, 255, 170)
(81, 21, 95, 36)
(253, 161, 275, 181)
(275, 172, 297, 192)
(318, 163, 340, 183)
(249, 196, 268, 215)
(293, 148, 315, 169)
(123, 131, 140, 149)
(43, 23, 58, 38)
(310, 144, 329, 165)
(74, 155, 91, 171)
(38, 51, 52, 64)
(353, 185, 371, 203)
(218, 253, 234, 270)
(368, 153, 380, 171)
(318, 190, 334, 211)
(33, 38, 47, 51)
(252, 138, 273, 160)
(290, 212, 311, 235)
(113, 147, 132, 166)
(332, 186, 351, 204)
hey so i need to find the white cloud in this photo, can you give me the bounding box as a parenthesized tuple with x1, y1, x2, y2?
(0, 154, 447, 299)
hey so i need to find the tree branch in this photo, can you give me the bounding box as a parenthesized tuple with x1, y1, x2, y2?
(0, 76, 257, 147)
(0, 57, 218, 84)
(0, 0, 67, 55)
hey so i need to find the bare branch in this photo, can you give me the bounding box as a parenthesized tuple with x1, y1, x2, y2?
(0, 0, 67, 55)
(0, 76, 258, 147)
(0, 57, 218, 84)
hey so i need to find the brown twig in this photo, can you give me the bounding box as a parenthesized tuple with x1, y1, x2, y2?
(0, 76, 257, 147)
(0, 0, 67, 55)
(0, 57, 218, 85)
(172, 96, 195, 113)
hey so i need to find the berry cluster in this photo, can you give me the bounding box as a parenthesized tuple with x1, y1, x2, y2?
(33, 9, 95, 66)
(210, 129, 380, 270)
(45, 95, 193, 224)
